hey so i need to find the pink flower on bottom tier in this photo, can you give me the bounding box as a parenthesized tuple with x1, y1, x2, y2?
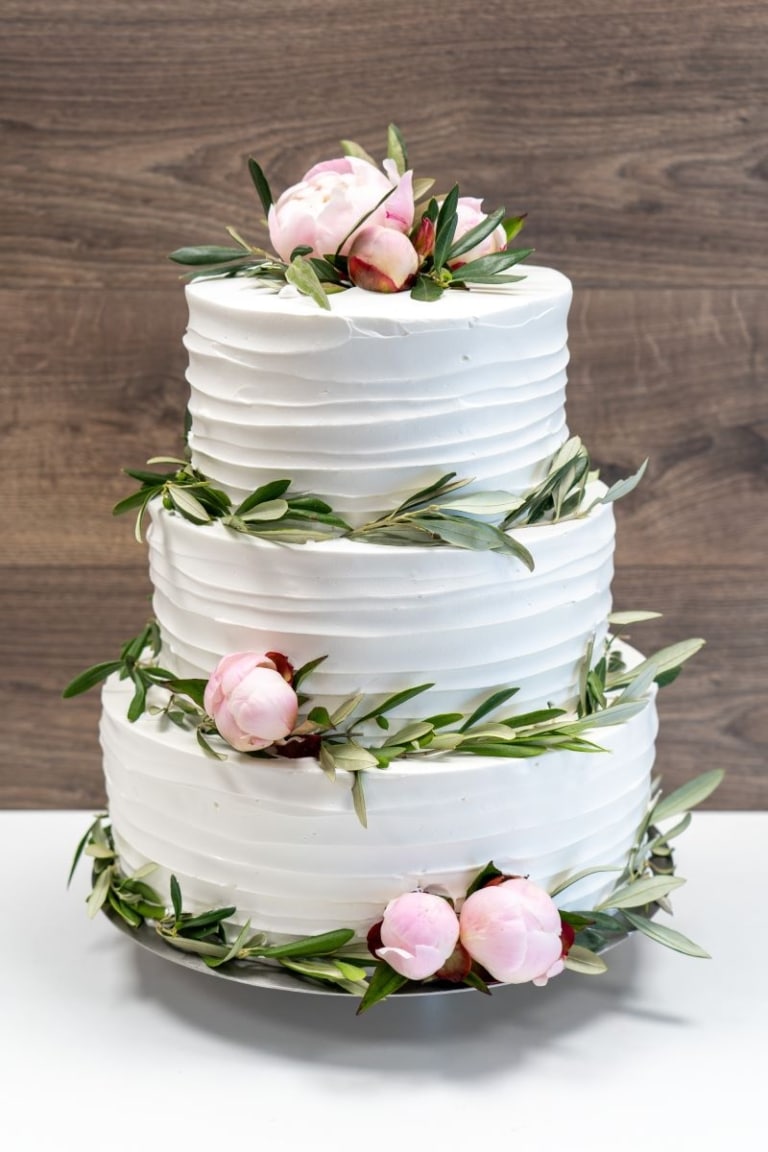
(375, 891, 461, 981)
(347, 225, 420, 293)
(204, 652, 298, 753)
(267, 156, 414, 262)
(448, 197, 507, 268)
(459, 877, 566, 986)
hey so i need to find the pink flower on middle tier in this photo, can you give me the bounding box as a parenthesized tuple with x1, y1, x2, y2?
(268, 156, 414, 262)
(204, 651, 298, 753)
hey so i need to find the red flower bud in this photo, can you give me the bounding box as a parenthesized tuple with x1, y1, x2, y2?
(278, 733, 323, 759)
(411, 214, 435, 259)
(367, 919, 384, 956)
(560, 919, 576, 957)
(265, 651, 294, 683)
(435, 941, 473, 983)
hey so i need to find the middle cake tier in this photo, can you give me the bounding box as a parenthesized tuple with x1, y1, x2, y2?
(147, 492, 615, 723)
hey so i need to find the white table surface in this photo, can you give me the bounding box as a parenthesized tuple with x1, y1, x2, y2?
(1, 810, 763, 1150)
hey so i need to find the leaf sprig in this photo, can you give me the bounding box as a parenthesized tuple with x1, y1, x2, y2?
(72, 818, 367, 995)
(349, 472, 535, 568)
(576, 620, 705, 721)
(558, 767, 725, 961)
(63, 619, 704, 829)
(113, 457, 351, 545)
(62, 620, 227, 755)
(407, 182, 531, 303)
(112, 436, 647, 557)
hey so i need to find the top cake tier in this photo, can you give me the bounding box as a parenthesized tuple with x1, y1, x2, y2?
(184, 266, 572, 525)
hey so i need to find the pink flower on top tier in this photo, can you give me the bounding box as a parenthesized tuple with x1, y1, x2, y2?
(267, 156, 414, 262)
(348, 225, 420, 293)
(204, 652, 298, 753)
(375, 891, 461, 981)
(447, 197, 507, 268)
(459, 877, 566, 986)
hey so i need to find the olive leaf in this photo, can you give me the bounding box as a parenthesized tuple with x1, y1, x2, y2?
(168, 246, 246, 266)
(285, 256, 331, 311)
(247, 157, 274, 215)
(465, 861, 504, 896)
(62, 660, 122, 699)
(596, 875, 686, 911)
(446, 206, 505, 263)
(340, 138, 378, 166)
(234, 479, 291, 516)
(351, 772, 367, 828)
(356, 961, 409, 1014)
(503, 214, 527, 242)
(319, 742, 379, 772)
(411, 275, 444, 302)
(650, 769, 725, 823)
(600, 458, 648, 504)
(608, 610, 663, 626)
(381, 720, 435, 748)
(386, 123, 408, 175)
(449, 248, 533, 283)
(622, 911, 711, 959)
(606, 639, 706, 691)
(432, 184, 460, 271)
(459, 687, 520, 732)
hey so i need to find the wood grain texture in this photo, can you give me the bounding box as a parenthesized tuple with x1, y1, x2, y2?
(2, 1, 766, 286)
(2, 1, 766, 809)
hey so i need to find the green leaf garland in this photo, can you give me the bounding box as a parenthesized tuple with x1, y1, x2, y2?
(71, 757, 721, 1008)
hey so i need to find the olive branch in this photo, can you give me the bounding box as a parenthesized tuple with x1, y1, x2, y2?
(110, 437, 647, 560)
(63, 619, 704, 831)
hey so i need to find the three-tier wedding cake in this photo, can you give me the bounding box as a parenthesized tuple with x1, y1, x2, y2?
(68, 128, 716, 1006)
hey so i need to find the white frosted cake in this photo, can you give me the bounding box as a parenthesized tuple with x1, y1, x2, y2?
(67, 135, 714, 1001)
(100, 270, 658, 939)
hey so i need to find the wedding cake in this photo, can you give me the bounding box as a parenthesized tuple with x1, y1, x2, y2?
(68, 128, 717, 1006)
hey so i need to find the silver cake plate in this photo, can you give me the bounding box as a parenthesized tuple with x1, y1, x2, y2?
(105, 907, 632, 998)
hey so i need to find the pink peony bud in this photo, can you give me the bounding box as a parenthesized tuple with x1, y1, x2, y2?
(411, 214, 436, 259)
(347, 225, 420, 293)
(447, 196, 507, 268)
(204, 651, 299, 753)
(375, 891, 461, 981)
(459, 878, 566, 986)
(267, 155, 415, 262)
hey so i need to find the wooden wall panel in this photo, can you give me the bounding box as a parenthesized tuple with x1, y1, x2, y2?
(3, 1, 766, 287)
(2, 1, 766, 808)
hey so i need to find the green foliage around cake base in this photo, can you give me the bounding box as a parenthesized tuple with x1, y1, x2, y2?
(70, 767, 723, 1011)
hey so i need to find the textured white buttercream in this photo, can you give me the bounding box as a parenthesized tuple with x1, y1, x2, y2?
(147, 489, 615, 721)
(101, 660, 657, 939)
(184, 267, 572, 525)
(102, 266, 661, 950)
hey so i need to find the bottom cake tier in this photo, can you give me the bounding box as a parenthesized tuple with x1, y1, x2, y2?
(100, 655, 659, 941)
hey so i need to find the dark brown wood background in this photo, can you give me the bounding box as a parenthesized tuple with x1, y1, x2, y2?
(2, 1, 766, 808)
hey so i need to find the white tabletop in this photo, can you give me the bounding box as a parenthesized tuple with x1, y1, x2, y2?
(1, 810, 763, 1150)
